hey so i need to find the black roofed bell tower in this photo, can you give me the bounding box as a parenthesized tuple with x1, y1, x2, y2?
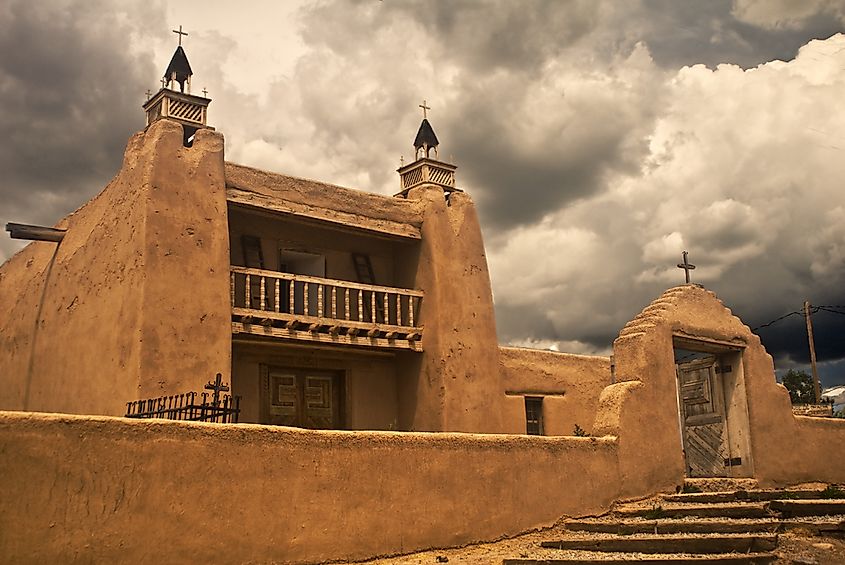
(396, 100, 460, 198)
(142, 26, 212, 146)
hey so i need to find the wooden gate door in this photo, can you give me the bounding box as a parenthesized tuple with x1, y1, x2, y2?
(261, 368, 343, 429)
(677, 357, 729, 477)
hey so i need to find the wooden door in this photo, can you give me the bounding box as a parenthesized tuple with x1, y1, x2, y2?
(677, 357, 729, 477)
(261, 368, 343, 429)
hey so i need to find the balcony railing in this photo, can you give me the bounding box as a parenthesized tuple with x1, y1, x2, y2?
(230, 266, 423, 350)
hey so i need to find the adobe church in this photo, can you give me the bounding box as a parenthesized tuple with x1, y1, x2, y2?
(0, 38, 843, 564)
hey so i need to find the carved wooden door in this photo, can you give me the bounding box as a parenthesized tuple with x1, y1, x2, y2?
(677, 357, 729, 477)
(261, 368, 343, 429)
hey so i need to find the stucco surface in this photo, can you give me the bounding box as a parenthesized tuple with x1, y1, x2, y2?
(0, 119, 231, 414)
(593, 284, 845, 497)
(499, 347, 611, 435)
(399, 186, 506, 433)
(225, 163, 423, 239)
(0, 411, 620, 565)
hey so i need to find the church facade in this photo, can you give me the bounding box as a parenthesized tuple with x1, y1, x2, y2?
(1, 40, 843, 564)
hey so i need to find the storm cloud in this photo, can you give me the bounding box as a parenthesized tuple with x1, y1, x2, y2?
(2, 0, 844, 385)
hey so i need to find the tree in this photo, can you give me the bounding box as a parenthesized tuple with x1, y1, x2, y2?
(781, 369, 815, 404)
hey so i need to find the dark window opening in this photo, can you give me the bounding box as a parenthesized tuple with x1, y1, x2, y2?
(525, 396, 544, 436)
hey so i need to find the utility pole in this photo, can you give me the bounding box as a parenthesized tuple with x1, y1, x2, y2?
(803, 300, 822, 403)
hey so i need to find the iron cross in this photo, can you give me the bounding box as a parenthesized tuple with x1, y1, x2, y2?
(205, 372, 230, 405)
(677, 250, 696, 284)
(419, 100, 430, 119)
(202, 87, 208, 97)
(172, 25, 188, 46)
(145, 89, 152, 100)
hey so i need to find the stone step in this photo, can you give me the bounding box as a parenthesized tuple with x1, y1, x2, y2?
(683, 478, 760, 492)
(563, 519, 780, 535)
(563, 518, 845, 535)
(663, 489, 825, 504)
(615, 502, 771, 519)
(503, 555, 777, 565)
(769, 499, 845, 517)
(539, 534, 778, 554)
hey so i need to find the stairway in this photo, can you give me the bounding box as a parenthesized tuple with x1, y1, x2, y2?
(503, 481, 845, 564)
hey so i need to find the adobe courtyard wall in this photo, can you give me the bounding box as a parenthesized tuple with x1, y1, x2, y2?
(0, 119, 232, 415)
(593, 284, 845, 497)
(499, 346, 611, 435)
(0, 410, 620, 565)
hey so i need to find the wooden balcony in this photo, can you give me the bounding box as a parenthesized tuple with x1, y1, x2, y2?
(230, 266, 423, 351)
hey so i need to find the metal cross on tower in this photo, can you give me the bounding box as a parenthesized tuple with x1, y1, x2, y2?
(419, 100, 430, 119)
(205, 372, 230, 406)
(677, 250, 696, 284)
(172, 25, 188, 46)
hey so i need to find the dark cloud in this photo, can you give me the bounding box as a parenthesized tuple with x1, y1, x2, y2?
(0, 0, 162, 260)
(618, 0, 845, 69)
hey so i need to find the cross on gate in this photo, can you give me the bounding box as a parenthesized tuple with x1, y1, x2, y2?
(145, 89, 152, 100)
(677, 250, 696, 284)
(419, 99, 430, 119)
(202, 87, 208, 97)
(172, 25, 188, 46)
(205, 372, 230, 405)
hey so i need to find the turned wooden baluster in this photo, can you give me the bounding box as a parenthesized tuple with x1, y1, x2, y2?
(259, 276, 266, 311)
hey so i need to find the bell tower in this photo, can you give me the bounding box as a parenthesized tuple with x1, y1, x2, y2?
(396, 101, 460, 198)
(142, 26, 212, 146)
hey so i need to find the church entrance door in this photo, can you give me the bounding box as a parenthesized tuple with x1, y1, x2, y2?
(676, 357, 730, 477)
(261, 367, 344, 429)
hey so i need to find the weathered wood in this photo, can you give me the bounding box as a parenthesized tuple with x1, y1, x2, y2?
(232, 265, 423, 296)
(770, 500, 845, 517)
(232, 322, 422, 352)
(504, 556, 776, 565)
(663, 489, 826, 504)
(617, 503, 770, 519)
(232, 308, 418, 335)
(540, 534, 778, 554)
(564, 519, 780, 535)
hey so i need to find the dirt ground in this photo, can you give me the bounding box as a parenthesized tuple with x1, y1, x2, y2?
(351, 513, 845, 564)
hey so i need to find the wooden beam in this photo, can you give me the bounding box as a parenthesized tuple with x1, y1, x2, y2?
(231, 322, 423, 352)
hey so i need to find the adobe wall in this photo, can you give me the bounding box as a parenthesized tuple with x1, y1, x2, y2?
(593, 284, 845, 497)
(398, 186, 506, 433)
(0, 119, 231, 415)
(232, 341, 399, 429)
(499, 347, 611, 435)
(0, 411, 620, 565)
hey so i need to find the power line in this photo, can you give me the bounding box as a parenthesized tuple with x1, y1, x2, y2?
(751, 303, 845, 332)
(752, 311, 803, 331)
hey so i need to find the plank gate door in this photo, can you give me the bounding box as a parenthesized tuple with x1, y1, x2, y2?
(261, 367, 344, 429)
(677, 357, 730, 477)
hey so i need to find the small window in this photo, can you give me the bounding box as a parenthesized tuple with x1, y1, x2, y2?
(525, 396, 544, 436)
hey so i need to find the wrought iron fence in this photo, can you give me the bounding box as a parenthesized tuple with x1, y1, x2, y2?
(125, 374, 240, 423)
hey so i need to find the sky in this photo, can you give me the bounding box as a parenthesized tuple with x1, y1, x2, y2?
(1, 0, 845, 387)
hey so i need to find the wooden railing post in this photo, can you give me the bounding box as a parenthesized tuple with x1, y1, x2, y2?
(259, 276, 266, 311)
